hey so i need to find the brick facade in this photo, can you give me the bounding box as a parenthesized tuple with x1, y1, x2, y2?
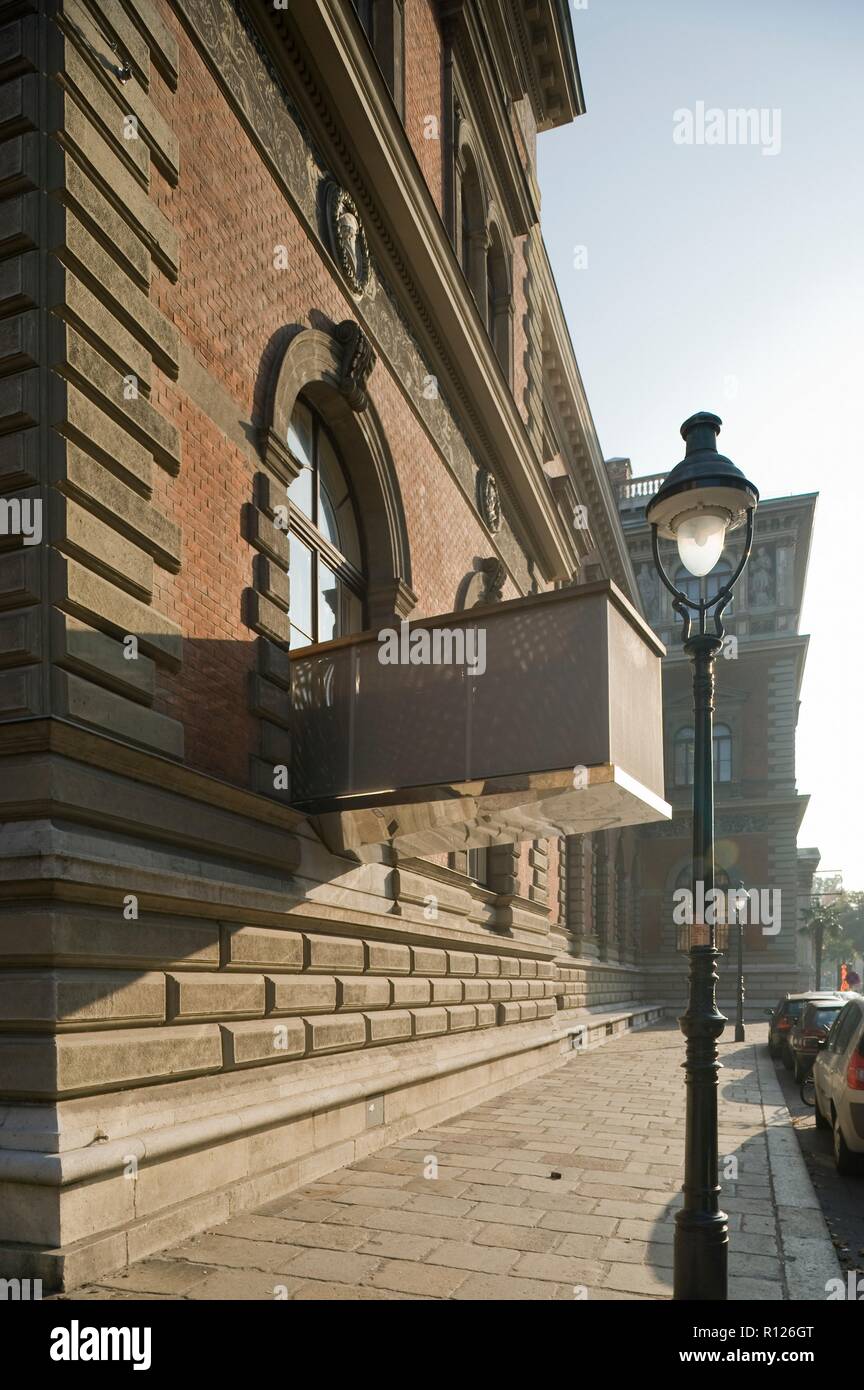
(0, 0, 661, 1291)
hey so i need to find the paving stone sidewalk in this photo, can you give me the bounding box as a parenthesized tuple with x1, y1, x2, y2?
(69, 1020, 840, 1301)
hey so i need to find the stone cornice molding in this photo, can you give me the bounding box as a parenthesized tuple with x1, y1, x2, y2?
(504, 0, 584, 131)
(537, 243, 639, 600)
(448, 4, 538, 237)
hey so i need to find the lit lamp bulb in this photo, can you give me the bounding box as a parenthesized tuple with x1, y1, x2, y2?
(675, 511, 728, 577)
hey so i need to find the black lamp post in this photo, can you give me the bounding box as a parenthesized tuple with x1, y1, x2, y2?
(730, 877, 747, 1044)
(646, 413, 758, 1302)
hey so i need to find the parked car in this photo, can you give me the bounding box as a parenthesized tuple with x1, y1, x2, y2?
(765, 992, 846, 1068)
(812, 996, 864, 1175)
(790, 998, 851, 1082)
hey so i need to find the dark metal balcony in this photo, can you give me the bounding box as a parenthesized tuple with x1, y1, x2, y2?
(290, 580, 671, 856)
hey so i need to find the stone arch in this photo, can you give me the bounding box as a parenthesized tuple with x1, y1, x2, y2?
(258, 321, 415, 627)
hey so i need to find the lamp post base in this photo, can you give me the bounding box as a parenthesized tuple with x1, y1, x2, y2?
(674, 1210, 729, 1301)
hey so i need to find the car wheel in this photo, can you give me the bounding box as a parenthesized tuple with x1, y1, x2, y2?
(768, 1042, 779, 1059)
(793, 1058, 803, 1084)
(782, 1047, 794, 1071)
(833, 1113, 864, 1175)
(814, 1092, 831, 1130)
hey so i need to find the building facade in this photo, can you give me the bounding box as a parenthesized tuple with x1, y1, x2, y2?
(613, 458, 818, 1013)
(0, 0, 673, 1289)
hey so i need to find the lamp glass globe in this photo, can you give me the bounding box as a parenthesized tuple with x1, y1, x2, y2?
(676, 512, 727, 577)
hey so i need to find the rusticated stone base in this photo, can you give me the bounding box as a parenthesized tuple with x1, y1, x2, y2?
(0, 1002, 664, 1291)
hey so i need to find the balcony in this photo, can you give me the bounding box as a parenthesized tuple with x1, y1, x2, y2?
(290, 580, 671, 856)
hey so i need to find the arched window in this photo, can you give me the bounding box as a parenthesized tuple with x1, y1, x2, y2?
(457, 147, 486, 306)
(714, 722, 732, 782)
(286, 398, 365, 648)
(673, 724, 733, 786)
(485, 222, 512, 378)
(707, 560, 734, 615)
(674, 562, 734, 614)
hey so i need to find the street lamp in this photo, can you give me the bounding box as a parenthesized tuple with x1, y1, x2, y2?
(729, 877, 747, 1044)
(647, 412, 758, 1302)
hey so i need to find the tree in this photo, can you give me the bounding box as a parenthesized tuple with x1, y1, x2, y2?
(799, 896, 847, 989)
(826, 892, 864, 975)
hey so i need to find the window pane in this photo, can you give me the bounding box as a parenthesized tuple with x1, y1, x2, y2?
(318, 479, 340, 549)
(317, 430, 348, 549)
(318, 561, 339, 642)
(289, 534, 313, 638)
(287, 402, 314, 518)
(336, 500, 361, 568)
(288, 465, 313, 519)
(288, 401, 313, 469)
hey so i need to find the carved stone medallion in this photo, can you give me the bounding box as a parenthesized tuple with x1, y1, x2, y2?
(477, 468, 501, 533)
(325, 179, 371, 294)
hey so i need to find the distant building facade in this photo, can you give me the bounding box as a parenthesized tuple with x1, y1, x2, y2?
(612, 457, 818, 1011)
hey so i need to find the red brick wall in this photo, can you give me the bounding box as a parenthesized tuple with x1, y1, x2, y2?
(145, 7, 516, 785)
(403, 0, 444, 215)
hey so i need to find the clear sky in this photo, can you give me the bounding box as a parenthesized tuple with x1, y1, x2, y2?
(538, 0, 864, 888)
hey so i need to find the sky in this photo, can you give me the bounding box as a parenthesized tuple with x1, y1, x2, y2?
(538, 0, 864, 887)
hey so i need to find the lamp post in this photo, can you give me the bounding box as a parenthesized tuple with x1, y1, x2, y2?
(646, 413, 758, 1302)
(730, 877, 747, 1044)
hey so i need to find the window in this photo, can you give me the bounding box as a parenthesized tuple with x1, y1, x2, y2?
(709, 560, 734, 614)
(286, 399, 364, 649)
(591, 833, 607, 938)
(485, 223, 512, 377)
(674, 562, 734, 614)
(467, 847, 489, 885)
(828, 1003, 862, 1054)
(457, 148, 485, 305)
(674, 567, 701, 605)
(673, 726, 694, 787)
(351, 1, 405, 117)
(673, 724, 732, 785)
(714, 723, 732, 782)
(352, 0, 374, 40)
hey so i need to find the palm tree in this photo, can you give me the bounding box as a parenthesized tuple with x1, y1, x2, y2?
(799, 898, 846, 989)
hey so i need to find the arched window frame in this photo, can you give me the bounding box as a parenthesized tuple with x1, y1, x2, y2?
(258, 322, 414, 633)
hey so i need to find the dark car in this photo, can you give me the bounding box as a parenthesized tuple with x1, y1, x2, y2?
(765, 992, 846, 1069)
(790, 998, 852, 1082)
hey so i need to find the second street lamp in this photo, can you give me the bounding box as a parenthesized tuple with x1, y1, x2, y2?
(647, 413, 759, 1302)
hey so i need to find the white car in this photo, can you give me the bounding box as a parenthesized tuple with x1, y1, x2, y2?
(813, 996, 864, 1175)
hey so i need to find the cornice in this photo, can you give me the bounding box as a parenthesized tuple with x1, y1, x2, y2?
(536, 246, 638, 599)
(505, 0, 584, 130)
(450, 3, 538, 236)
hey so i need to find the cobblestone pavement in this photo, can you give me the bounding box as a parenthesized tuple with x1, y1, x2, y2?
(68, 1020, 838, 1301)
